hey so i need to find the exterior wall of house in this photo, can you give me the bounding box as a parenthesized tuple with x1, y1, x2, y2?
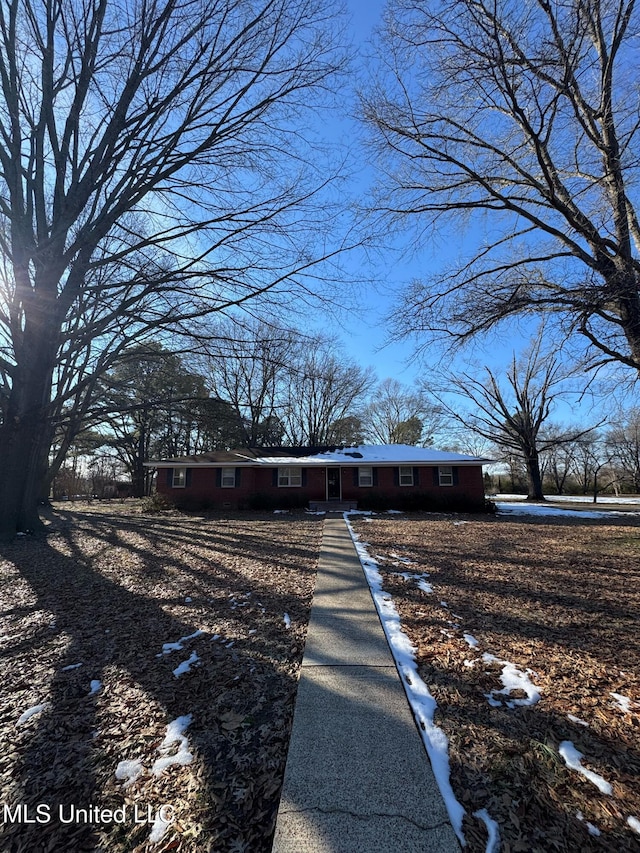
(155, 462, 486, 510)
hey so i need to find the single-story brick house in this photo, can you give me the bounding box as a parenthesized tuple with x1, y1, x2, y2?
(146, 444, 491, 511)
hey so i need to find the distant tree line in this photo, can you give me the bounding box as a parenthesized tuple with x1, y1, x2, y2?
(52, 324, 445, 498)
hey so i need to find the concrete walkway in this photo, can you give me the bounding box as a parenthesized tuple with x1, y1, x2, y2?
(272, 517, 461, 852)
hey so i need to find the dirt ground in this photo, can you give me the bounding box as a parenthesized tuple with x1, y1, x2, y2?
(0, 503, 322, 853)
(349, 511, 640, 853)
(3, 503, 639, 853)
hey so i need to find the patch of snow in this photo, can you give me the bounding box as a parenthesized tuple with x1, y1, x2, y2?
(283, 613, 291, 629)
(16, 703, 49, 725)
(559, 741, 612, 795)
(390, 552, 414, 564)
(576, 811, 601, 835)
(89, 680, 102, 695)
(158, 629, 204, 656)
(494, 494, 640, 505)
(610, 692, 633, 713)
(473, 808, 500, 852)
(567, 713, 589, 727)
(115, 759, 145, 789)
(345, 518, 467, 846)
(496, 501, 640, 519)
(61, 662, 83, 671)
(627, 816, 640, 834)
(390, 569, 433, 594)
(151, 715, 193, 777)
(173, 651, 200, 678)
(184, 596, 192, 603)
(149, 808, 173, 844)
(463, 634, 479, 648)
(482, 653, 541, 709)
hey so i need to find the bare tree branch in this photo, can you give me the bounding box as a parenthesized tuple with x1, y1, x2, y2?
(361, 0, 640, 370)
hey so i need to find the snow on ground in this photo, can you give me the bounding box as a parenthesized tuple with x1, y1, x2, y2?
(115, 714, 194, 844)
(283, 613, 291, 629)
(481, 653, 541, 709)
(558, 741, 613, 795)
(494, 494, 640, 505)
(610, 692, 634, 713)
(89, 680, 102, 695)
(173, 651, 200, 678)
(345, 507, 639, 847)
(157, 629, 204, 656)
(473, 808, 500, 852)
(576, 811, 601, 836)
(494, 493, 640, 519)
(496, 501, 640, 519)
(151, 715, 193, 777)
(567, 713, 589, 727)
(344, 516, 467, 846)
(16, 703, 49, 726)
(115, 758, 145, 789)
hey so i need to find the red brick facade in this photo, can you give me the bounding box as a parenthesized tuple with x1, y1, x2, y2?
(155, 462, 486, 511)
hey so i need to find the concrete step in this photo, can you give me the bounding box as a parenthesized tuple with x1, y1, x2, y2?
(308, 500, 358, 512)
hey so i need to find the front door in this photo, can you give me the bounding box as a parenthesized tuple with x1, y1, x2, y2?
(326, 467, 341, 500)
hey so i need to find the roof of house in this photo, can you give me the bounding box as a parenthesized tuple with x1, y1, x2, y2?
(145, 444, 491, 468)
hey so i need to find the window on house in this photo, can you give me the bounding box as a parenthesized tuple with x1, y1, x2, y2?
(172, 467, 187, 488)
(278, 466, 302, 487)
(439, 466, 454, 486)
(399, 466, 414, 486)
(221, 467, 236, 488)
(358, 466, 373, 487)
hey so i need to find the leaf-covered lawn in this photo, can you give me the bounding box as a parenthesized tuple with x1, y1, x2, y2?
(350, 512, 640, 853)
(0, 503, 322, 853)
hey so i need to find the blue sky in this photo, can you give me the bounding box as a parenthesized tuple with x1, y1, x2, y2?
(298, 0, 628, 432)
(318, 0, 518, 388)
(314, 0, 617, 429)
(328, 0, 431, 386)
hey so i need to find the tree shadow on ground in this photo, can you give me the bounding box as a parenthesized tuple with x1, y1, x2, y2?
(0, 510, 320, 852)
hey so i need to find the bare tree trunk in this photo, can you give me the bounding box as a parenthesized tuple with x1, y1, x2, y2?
(0, 341, 56, 537)
(525, 452, 545, 502)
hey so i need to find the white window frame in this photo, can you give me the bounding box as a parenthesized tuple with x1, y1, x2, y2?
(172, 467, 187, 488)
(221, 467, 236, 488)
(278, 466, 302, 487)
(399, 466, 414, 486)
(438, 466, 454, 486)
(358, 466, 373, 487)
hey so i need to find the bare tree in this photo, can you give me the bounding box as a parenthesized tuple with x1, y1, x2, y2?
(202, 319, 297, 446)
(361, 0, 640, 372)
(571, 433, 619, 500)
(0, 0, 347, 536)
(282, 335, 376, 445)
(435, 336, 597, 499)
(361, 377, 442, 445)
(540, 426, 582, 495)
(605, 408, 640, 491)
